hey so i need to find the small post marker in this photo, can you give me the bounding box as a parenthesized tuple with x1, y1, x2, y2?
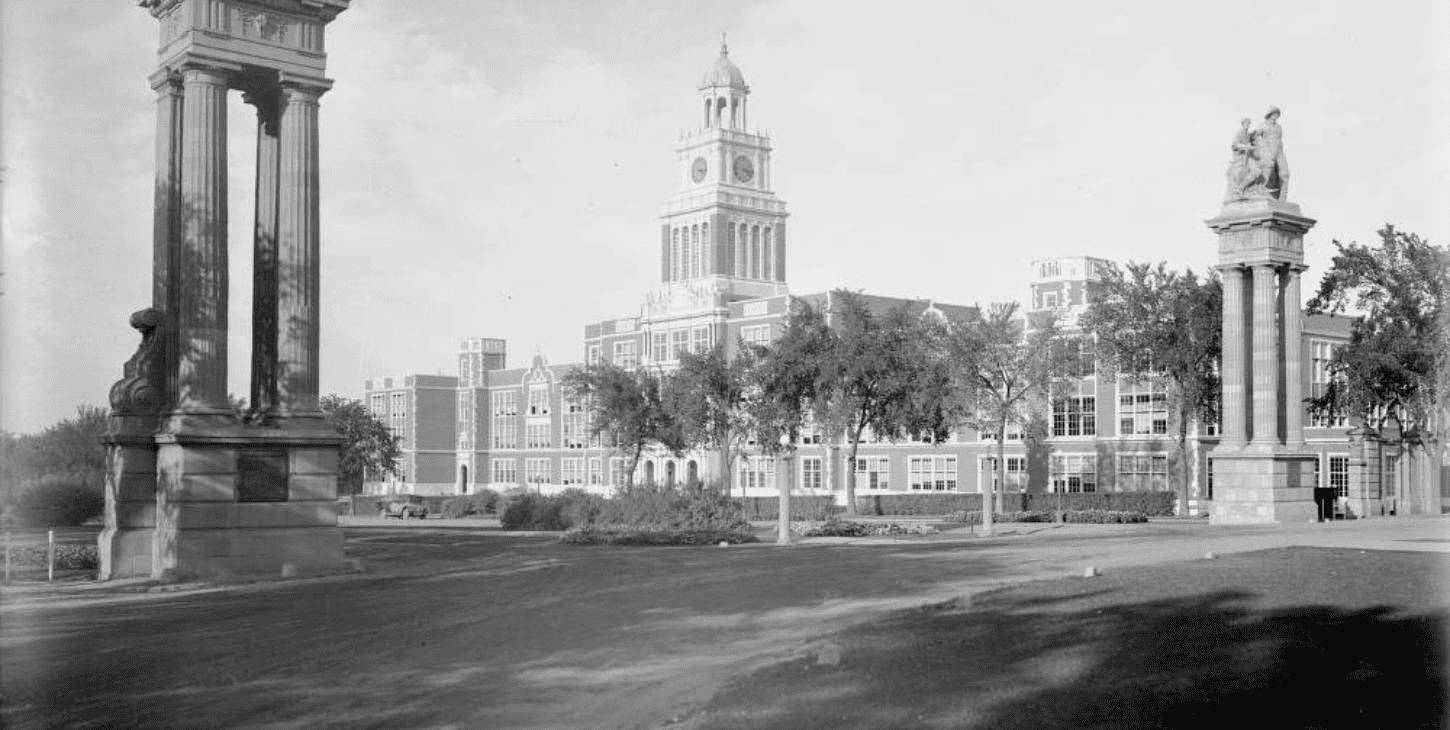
(47, 529, 55, 582)
(1204, 551, 1218, 560)
(1083, 566, 1099, 578)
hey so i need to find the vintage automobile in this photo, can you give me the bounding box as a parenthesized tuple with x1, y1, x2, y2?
(377, 494, 429, 520)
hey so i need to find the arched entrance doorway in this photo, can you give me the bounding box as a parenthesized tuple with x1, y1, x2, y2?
(459, 465, 469, 495)
(665, 461, 677, 487)
(643, 461, 655, 486)
(687, 460, 698, 485)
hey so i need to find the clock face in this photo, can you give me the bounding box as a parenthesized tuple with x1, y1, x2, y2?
(691, 157, 708, 183)
(733, 155, 755, 184)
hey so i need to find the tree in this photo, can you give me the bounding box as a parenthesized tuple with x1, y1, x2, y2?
(662, 345, 755, 494)
(0, 405, 109, 493)
(320, 394, 402, 496)
(562, 363, 683, 488)
(1306, 225, 1448, 507)
(947, 303, 1067, 536)
(1080, 262, 1222, 516)
(814, 292, 955, 516)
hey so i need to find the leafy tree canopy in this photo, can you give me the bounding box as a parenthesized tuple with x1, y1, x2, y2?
(562, 363, 683, 487)
(320, 394, 402, 496)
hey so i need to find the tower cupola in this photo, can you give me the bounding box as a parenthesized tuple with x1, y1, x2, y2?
(700, 35, 749, 130)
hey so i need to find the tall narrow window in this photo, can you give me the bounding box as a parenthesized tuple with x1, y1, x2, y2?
(671, 228, 680, 282)
(751, 226, 761, 279)
(763, 228, 773, 280)
(737, 223, 748, 277)
(681, 226, 692, 280)
(727, 223, 737, 277)
(699, 222, 709, 277)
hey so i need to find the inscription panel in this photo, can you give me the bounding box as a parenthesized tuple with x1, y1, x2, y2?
(237, 449, 290, 502)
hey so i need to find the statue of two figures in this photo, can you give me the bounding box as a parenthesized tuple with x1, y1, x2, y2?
(1225, 106, 1289, 203)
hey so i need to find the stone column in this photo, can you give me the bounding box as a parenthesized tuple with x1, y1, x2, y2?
(1283, 267, 1305, 447)
(150, 70, 184, 413)
(247, 89, 282, 419)
(176, 64, 231, 413)
(275, 81, 329, 416)
(1249, 264, 1281, 446)
(1218, 266, 1247, 447)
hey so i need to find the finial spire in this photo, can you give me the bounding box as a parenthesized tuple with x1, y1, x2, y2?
(721, 32, 729, 56)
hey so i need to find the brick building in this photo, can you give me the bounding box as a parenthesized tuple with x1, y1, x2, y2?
(362, 43, 1379, 516)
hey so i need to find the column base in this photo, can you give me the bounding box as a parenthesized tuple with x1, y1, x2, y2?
(1209, 450, 1318, 525)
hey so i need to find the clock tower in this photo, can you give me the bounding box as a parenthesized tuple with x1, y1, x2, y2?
(658, 38, 789, 299)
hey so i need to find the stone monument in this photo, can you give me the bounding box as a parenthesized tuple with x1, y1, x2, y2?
(100, 0, 350, 579)
(1207, 106, 1318, 524)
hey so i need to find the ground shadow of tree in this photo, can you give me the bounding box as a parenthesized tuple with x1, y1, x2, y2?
(696, 585, 1445, 729)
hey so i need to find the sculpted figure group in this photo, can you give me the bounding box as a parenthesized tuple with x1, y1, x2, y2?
(1226, 106, 1289, 202)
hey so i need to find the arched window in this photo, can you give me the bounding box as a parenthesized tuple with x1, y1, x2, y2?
(671, 228, 680, 282)
(736, 223, 748, 277)
(700, 222, 710, 277)
(692, 224, 702, 278)
(703, 98, 712, 128)
(665, 461, 677, 487)
(716, 97, 727, 126)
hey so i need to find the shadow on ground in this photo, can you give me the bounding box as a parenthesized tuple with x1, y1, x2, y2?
(693, 548, 1448, 730)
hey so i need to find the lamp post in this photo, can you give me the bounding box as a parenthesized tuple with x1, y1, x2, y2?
(777, 433, 793, 546)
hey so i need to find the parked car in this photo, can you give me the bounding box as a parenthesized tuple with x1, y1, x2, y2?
(377, 495, 429, 520)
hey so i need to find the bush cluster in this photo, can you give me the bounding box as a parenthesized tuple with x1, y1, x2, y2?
(1021, 491, 1175, 516)
(4, 543, 99, 570)
(440, 490, 500, 519)
(856, 493, 983, 516)
(499, 492, 582, 531)
(735, 495, 836, 521)
(559, 526, 759, 546)
(503, 483, 754, 536)
(944, 509, 1147, 524)
(1, 474, 105, 528)
(1061, 510, 1148, 524)
(796, 518, 938, 537)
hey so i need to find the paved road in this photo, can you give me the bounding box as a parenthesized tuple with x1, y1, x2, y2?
(1, 517, 1446, 729)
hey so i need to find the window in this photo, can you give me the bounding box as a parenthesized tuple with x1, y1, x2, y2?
(737, 456, 775, 491)
(492, 391, 518, 449)
(610, 457, 627, 487)
(1118, 380, 1168, 435)
(527, 385, 550, 416)
(671, 329, 689, 359)
(1039, 261, 1061, 278)
(978, 426, 1022, 442)
(587, 345, 601, 367)
(1116, 454, 1168, 490)
(651, 332, 668, 363)
(588, 457, 602, 486)
(801, 457, 822, 490)
(1309, 341, 1347, 428)
(909, 456, 957, 491)
(1042, 291, 1059, 309)
(855, 457, 890, 490)
(740, 324, 771, 348)
(562, 398, 587, 449)
(457, 391, 474, 451)
(982, 456, 1027, 491)
(492, 458, 517, 485)
(1051, 455, 1097, 493)
(692, 326, 710, 354)
(614, 341, 638, 370)
(1052, 396, 1097, 437)
(389, 392, 407, 435)
(671, 228, 681, 282)
(1060, 337, 1096, 377)
(525, 422, 551, 449)
(1206, 458, 1214, 501)
(369, 393, 386, 418)
(561, 458, 585, 485)
(1329, 456, 1348, 498)
(799, 409, 823, 445)
(525, 458, 551, 485)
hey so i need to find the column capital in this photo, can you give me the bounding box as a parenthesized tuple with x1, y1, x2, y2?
(148, 68, 183, 95)
(278, 73, 335, 100)
(177, 61, 239, 87)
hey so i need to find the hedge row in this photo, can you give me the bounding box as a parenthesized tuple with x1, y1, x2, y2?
(441, 490, 500, 518)
(734, 496, 837, 521)
(1, 474, 105, 528)
(559, 526, 759, 546)
(3, 543, 99, 570)
(946, 509, 1148, 524)
(798, 520, 938, 537)
(854, 491, 1176, 517)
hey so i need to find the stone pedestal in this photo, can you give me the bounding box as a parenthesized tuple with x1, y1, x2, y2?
(1207, 197, 1318, 524)
(103, 0, 350, 580)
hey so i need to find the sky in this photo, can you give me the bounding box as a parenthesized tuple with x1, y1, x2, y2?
(2, 0, 1446, 433)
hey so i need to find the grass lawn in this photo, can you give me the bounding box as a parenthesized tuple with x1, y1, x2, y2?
(691, 547, 1448, 730)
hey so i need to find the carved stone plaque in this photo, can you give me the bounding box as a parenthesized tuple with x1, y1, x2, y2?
(237, 449, 289, 502)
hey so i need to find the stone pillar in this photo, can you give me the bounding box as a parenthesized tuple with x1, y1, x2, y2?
(1250, 264, 1280, 447)
(176, 64, 232, 414)
(1283, 267, 1305, 447)
(1218, 266, 1247, 447)
(275, 81, 329, 417)
(247, 89, 282, 419)
(150, 70, 184, 414)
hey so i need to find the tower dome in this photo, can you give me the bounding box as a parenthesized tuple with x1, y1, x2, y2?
(700, 37, 747, 90)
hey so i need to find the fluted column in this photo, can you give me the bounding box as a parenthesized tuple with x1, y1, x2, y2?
(275, 80, 329, 416)
(1218, 266, 1247, 447)
(176, 65, 231, 412)
(1283, 267, 1305, 447)
(247, 89, 282, 419)
(1250, 264, 1281, 446)
(150, 70, 184, 413)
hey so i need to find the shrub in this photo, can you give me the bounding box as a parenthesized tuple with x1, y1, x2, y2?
(4, 543, 99, 570)
(559, 526, 759, 546)
(1, 474, 104, 528)
(499, 492, 574, 531)
(1061, 510, 1147, 524)
(944, 510, 1054, 524)
(591, 483, 749, 531)
(798, 518, 872, 537)
(440, 496, 474, 519)
(1022, 491, 1175, 516)
(469, 489, 500, 515)
(856, 493, 982, 516)
(734, 495, 836, 521)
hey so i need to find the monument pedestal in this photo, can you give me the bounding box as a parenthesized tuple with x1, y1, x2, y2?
(1209, 447, 1318, 524)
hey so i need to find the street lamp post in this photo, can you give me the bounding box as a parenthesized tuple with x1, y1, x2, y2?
(777, 434, 793, 546)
